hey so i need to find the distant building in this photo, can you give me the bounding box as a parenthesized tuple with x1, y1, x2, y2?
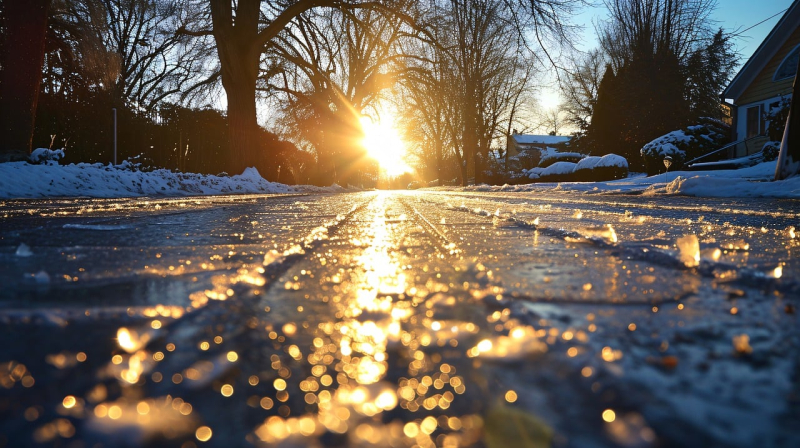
(505, 132, 572, 167)
(723, 0, 799, 157)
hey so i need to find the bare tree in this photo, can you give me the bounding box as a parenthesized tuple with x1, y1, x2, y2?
(398, 13, 459, 184)
(263, 4, 412, 184)
(179, 0, 401, 176)
(560, 48, 605, 133)
(177, 0, 585, 177)
(599, 0, 716, 71)
(42, 0, 208, 112)
(101, 0, 211, 111)
(400, 0, 540, 184)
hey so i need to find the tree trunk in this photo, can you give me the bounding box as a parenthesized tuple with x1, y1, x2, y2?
(210, 0, 262, 177)
(0, 0, 50, 159)
(223, 73, 259, 175)
(209, 0, 336, 178)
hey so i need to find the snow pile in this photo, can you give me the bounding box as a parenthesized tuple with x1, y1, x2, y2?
(0, 153, 346, 199)
(661, 166, 800, 198)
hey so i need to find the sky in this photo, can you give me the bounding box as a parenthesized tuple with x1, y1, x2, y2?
(572, 0, 794, 55)
(538, 0, 796, 111)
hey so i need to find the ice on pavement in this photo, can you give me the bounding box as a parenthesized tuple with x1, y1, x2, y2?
(14, 243, 32, 257)
(62, 223, 134, 230)
(676, 234, 700, 267)
(1, 188, 798, 447)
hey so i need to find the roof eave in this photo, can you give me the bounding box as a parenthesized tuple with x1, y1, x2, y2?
(723, 1, 800, 103)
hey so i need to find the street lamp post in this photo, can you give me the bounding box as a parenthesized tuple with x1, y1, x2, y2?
(663, 156, 673, 185)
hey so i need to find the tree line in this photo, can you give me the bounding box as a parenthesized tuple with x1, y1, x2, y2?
(1, 0, 737, 184)
(560, 0, 738, 171)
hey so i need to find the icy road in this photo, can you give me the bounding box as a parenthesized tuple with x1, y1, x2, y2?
(0, 190, 798, 448)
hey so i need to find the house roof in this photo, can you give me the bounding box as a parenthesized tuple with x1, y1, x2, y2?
(512, 134, 572, 145)
(723, 0, 800, 102)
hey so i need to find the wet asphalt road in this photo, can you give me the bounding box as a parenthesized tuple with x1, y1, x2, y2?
(0, 190, 799, 448)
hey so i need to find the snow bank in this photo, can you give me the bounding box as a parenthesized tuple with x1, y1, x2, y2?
(466, 161, 800, 199)
(0, 157, 345, 199)
(660, 162, 800, 198)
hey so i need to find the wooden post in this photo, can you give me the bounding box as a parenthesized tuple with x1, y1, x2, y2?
(775, 57, 800, 180)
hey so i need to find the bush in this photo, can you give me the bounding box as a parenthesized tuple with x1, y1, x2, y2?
(29, 148, 65, 165)
(538, 152, 584, 168)
(765, 97, 791, 142)
(573, 154, 629, 181)
(520, 154, 629, 183)
(506, 151, 540, 171)
(640, 118, 729, 175)
(762, 141, 781, 162)
(523, 162, 578, 182)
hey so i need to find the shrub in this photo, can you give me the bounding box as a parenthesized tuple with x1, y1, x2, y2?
(573, 154, 629, 181)
(762, 141, 781, 162)
(640, 118, 729, 175)
(524, 162, 577, 182)
(765, 97, 791, 142)
(518, 154, 629, 183)
(29, 148, 65, 165)
(538, 152, 584, 168)
(506, 151, 540, 171)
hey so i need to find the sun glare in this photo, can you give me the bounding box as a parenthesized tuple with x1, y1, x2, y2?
(539, 89, 561, 111)
(360, 116, 411, 177)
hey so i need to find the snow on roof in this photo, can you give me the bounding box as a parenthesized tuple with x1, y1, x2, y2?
(512, 134, 572, 145)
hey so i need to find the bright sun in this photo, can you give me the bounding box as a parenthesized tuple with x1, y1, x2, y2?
(360, 116, 411, 177)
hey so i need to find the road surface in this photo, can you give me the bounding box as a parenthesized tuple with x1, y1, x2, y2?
(1, 190, 798, 447)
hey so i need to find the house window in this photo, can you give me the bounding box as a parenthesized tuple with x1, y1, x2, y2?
(774, 44, 800, 81)
(746, 105, 763, 138)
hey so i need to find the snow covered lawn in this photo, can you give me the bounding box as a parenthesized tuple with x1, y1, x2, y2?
(0, 158, 343, 199)
(466, 160, 800, 199)
(1, 155, 798, 200)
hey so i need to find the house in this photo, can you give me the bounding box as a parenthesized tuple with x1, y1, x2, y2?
(723, 0, 800, 157)
(505, 132, 572, 167)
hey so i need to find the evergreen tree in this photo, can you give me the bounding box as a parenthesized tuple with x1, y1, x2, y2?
(588, 63, 620, 156)
(686, 29, 738, 120)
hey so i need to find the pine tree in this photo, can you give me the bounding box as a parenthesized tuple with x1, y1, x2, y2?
(686, 29, 738, 121)
(589, 64, 620, 156)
